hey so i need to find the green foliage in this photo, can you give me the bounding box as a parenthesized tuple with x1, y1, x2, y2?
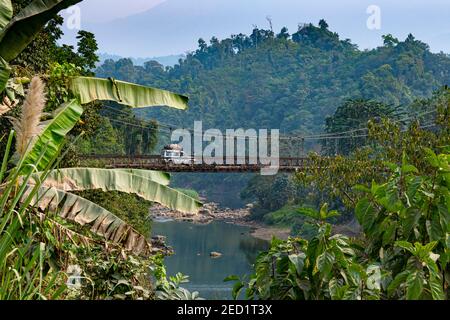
(75, 117, 124, 155)
(149, 254, 203, 300)
(263, 204, 302, 227)
(296, 88, 450, 210)
(298, 203, 340, 222)
(322, 99, 401, 155)
(0, 130, 67, 299)
(93, 103, 159, 156)
(74, 190, 153, 236)
(67, 246, 155, 300)
(46, 62, 82, 110)
(231, 149, 449, 300)
(241, 174, 296, 219)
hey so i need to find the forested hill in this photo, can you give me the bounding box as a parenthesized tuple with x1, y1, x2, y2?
(96, 21, 450, 134)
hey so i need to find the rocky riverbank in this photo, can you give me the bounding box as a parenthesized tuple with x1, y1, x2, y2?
(150, 202, 291, 241)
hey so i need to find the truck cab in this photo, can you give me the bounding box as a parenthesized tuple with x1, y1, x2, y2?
(161, 145, 193, 165)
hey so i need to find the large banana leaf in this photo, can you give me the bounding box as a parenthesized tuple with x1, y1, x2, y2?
(0, 0, 82, 62)
(0, 0, 12, 32)
(25, 186, 152, 255)
(39, 168, 201, 214)
(21, 99, 83, 174)
(0, 56, 10, 93)
(69, 77, 189, 110)
(114, 169, 170, 186)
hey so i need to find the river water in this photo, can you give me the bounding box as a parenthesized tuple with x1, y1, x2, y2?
(152, 220, 269, 299)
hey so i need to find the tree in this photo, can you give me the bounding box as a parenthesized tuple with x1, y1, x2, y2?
(277, 27, 290, 40)
(322, 99, 400, 155)
(198, 38, 207, 52)
(382, 34, 399, 47)
(318, 19, 329, 30)
(76, 30, 99, 72)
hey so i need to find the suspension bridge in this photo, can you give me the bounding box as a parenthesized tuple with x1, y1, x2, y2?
(79, 154, 312, 172)
(80, 107, 438, 173)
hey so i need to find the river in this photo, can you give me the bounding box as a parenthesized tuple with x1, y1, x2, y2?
(152, 220, 269, 299)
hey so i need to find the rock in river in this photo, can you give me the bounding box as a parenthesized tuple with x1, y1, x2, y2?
(210, 251, 222, 258)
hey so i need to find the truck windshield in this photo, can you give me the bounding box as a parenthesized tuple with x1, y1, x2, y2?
(165, 151, 180, 157)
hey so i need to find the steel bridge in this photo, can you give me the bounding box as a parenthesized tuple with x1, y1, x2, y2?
(79, 154, 312, 172)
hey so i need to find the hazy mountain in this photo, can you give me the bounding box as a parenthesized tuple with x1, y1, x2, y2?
(61, 0, 450, 57)
(97, 53, 185, 67)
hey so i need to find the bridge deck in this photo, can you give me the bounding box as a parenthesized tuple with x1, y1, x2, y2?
(80, 155, 311, 172)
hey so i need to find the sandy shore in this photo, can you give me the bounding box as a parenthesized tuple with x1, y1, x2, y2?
(150, 202, 291, 241)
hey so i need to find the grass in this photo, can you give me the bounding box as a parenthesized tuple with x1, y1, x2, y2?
(263, 204, 303, 227)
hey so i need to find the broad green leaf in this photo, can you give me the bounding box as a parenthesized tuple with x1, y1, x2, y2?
(382, 221, 397, 246)
(223, 275, 240, 282)
(0, 56, 10, 93)
(231, 282, 245, 300)
(383, 161, 398, 172)
(319, 203, 329, 220)
(329, 278, 345, 300)
(355, 197, 377, 232)
(68, 77, 189, 110)
(342, 286, 361, 300)
(0, 0, 12, 32)
(401, 164, 418, 174)
(20, 99, 83, 174)
(352, 184, 370, 193)
(429, 269, 445, 300)
(39, 168, 201, 214)
(428, 214, 445, 241)
(0, 0, 82, 62)
(25, 186, 152, 255)
(406, 271, 424, 300)
(395, 241, 416, 255)
(422, 241, 438, 253)
(316, 251, 335, 277)
(115, 169, 170, 186)
(387, 271, 408, 297)
(366, 264, 381, 291)
(288, 253, 306, 275)
(297, 207, 319, 220)
(424, 148, 439, 168)
(406, 176, 423, 201)
(326, 210, 340, 219)
(347, 263, 364, 286)
(402, 209, 421, 237)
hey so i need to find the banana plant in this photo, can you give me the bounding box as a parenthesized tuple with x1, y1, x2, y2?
(0, 0, 83, 92)
(35, 167, 201, 214)
(0, 0, 195, 253)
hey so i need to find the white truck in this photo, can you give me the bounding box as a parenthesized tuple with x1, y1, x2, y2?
(161, 144, 193, 165)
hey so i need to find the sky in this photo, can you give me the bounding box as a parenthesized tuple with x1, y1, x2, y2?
(59, 0, 450, 58)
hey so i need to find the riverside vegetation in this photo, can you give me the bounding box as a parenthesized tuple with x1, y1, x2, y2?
(0, 0, 449, 300)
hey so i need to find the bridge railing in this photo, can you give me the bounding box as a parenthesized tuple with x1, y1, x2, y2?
(80, 154, 310, 167)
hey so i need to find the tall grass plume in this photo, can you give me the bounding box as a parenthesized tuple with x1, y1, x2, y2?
(10, 76, 47, 156)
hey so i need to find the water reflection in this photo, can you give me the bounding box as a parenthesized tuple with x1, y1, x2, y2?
(152, 220, 269, 300)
